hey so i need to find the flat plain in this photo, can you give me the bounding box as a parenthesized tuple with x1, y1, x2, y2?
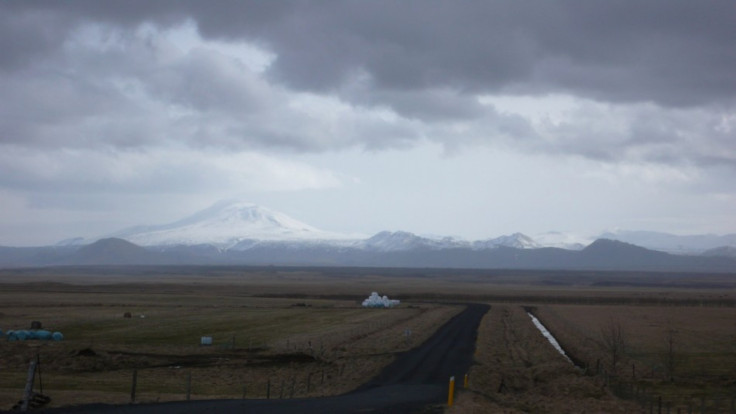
(1, 266, 735, 412)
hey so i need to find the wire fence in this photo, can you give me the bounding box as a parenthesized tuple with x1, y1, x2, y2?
(608, 377, 736, 414)
(127, 365, 345, 403)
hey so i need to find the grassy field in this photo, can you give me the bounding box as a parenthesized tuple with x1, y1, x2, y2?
(534, 304, 736, 411)
(1, 266, 735, 412)
(448, 305, 640, 413)
(0, 272, 461, 409)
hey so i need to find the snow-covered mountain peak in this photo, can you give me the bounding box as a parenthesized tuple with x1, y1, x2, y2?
(192, 200, 319, 233)
(473, 232, 538, 249)
(359, 231, 469, 251)
(111, 200, 356, 247)
(533, 231, 591, 250)
(497, 233, 537, 248)
(361, 231, 425, 251)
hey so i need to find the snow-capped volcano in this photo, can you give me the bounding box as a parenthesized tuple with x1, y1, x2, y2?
(111, 200, 357, 248)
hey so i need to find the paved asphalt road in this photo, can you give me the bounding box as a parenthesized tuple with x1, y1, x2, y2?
(33, 304, 490, 414)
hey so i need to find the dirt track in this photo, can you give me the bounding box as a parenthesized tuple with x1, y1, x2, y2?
(36, 304, 490, 414)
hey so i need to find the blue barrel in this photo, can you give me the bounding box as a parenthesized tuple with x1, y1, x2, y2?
(15, 330, 28, 341)
(52, 332, 64, 341)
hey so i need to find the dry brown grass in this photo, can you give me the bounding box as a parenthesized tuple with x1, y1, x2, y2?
(0, 279, 460, 409)
(448, 304, 640, 413)
(534, 304, 736, 409)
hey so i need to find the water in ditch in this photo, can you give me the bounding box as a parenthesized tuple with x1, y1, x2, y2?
(527, 312, 575, 365)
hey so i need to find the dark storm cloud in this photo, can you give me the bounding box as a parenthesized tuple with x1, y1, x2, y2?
(188, 0, 736, 108)
(0, 1, 734, 164)
(5, 1, 735, 105)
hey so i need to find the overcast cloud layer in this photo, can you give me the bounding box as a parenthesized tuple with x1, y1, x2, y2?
(1, 1, 735, 246)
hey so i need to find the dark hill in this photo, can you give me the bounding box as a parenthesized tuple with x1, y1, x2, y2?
(702, 246, 736, 258)
(578, 238, 736, 272)
(579, 239, 671, 269)
(64, 238, 163, 265)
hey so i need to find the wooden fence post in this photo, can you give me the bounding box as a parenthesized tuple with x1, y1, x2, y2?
(21, 359, 38, 412)
(186, 372, 191, 401)
(36, 354, 43, 396)
(130, 370, 138, 404)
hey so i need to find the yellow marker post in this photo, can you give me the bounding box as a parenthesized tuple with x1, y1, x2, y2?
(464, 373, 469, 388)
(447, 376, 455, 406)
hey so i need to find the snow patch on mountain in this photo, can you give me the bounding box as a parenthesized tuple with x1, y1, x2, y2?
(357, 231, 542, 251)
(357, 231, 468, 251)
(473, 233, 538, 249)
(533, 231, 592, 250)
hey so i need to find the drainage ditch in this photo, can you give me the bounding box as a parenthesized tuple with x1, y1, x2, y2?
(526, 311, 587, 372)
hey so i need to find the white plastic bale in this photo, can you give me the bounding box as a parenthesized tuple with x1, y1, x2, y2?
(362, 292, 400, 308)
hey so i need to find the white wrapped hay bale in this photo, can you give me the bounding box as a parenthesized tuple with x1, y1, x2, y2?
(362, 292, 400, 308)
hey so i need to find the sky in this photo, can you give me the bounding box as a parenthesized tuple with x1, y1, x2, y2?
(1, 1, 735, 246)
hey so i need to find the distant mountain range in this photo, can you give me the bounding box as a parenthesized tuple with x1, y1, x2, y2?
(1, 200, 735, 272)
(598, 230, 736, 255)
